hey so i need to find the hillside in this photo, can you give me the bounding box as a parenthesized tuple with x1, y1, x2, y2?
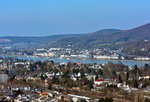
(52, 23, 150, 49)
(0, 34, 83, 49)
(51, 29, 122, 49)
(123, 40, 150, 57)
(0, 23, 150, 49)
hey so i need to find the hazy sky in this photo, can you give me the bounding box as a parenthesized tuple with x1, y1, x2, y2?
(0, 0, 150, 36)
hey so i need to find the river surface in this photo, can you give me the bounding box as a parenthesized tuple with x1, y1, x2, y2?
(1, 55, 150, 67)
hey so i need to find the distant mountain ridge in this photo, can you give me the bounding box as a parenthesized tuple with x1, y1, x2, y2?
(0, 34, 82, 43)
(0, 34, 83, 49)
(52, 23, 150, 49)
(0, 23, 150, 49)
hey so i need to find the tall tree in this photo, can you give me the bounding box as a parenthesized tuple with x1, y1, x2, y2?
(98, 69, 103, 76)
(134, 65, 138, 74)
(133, 80, 138, 88)
(126, 72, 129, 81)
(95, 73, 99, 80)
(118, 75, 123, 83)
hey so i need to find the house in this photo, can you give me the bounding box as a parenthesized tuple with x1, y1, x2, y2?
(40, 92, 53, 98)
(40, 92, 49, 97)
(94, 79, 106, 85)
(26, 76, 34, 80)
(77, 62, 82, 66)
(144, 75, 150, 79)
(68, 94, 90, 102)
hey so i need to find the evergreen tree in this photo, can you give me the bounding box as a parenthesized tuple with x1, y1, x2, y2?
(111, 70, 116, 75)
(144, 64, 149, 71)
(48, 84, 52, 90)
(133, 80, 138, 88)
(134, 65, 138, 74)
(118, 75, 123, 83)
(95, 73, 99, 80)
(98, 69, 103, 76)
(91, 77, 94, 83)
(81, 71, 85, 78)
(87, 82, 93, 90)
(136, 69, 140, 80)
(144, 64, 149, 68)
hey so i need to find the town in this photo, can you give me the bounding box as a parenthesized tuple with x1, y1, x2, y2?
(1, 47, 150, 61)
(0, 56, 150, 102)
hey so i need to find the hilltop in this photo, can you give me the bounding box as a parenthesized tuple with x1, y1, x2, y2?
(0, 23, 150, 49)
(52, 23, 150, 49)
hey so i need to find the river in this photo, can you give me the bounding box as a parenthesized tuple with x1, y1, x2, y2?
(1, 55, 150, 67)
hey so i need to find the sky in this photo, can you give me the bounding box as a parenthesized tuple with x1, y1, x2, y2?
(0, 0, 150, 36)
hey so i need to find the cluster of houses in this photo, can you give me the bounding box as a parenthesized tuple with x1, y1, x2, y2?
(1, 47, 150, 61)
(33, 48, 150, 61)
(93, 55, 119, 60)
(134, 57, 150, 61)
(1, 56, 150, 101)
(33, 48, 90, 59)
(0, 85, 69, 102)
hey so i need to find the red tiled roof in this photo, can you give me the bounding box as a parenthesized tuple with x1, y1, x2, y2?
(77, 62, 82, 65)
(95, 79, 104, 81)
(40, 92, 48, 96)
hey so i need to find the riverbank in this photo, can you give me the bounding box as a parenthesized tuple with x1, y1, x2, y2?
(1, 54, 150, 63)
(1, 54, 150, 67)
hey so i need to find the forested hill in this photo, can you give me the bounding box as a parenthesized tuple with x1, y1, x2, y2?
(0, 34, 83, 48)
(1, 23, 150, 49)
(52, 23, 150, 49)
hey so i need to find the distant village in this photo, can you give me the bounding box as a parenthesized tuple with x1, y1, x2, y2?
(0, 56, 150, 102)
(1, 47, 150, 61)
